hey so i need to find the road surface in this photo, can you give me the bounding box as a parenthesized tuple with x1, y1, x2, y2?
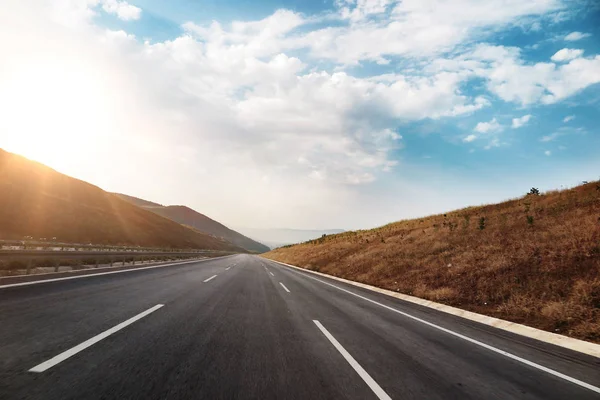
(1, 254, 599, 399)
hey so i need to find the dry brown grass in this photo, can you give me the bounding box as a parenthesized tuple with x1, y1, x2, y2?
(265, 182, 600, 343)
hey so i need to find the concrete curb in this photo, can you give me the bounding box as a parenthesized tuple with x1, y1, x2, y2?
(264, 257, 600, 359)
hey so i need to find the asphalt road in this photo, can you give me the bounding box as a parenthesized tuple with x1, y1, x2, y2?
(1, 254, 599, 399)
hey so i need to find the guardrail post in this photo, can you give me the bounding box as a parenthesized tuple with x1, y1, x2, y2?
(95, 258, 99, 268)
(109, 258, 113, 267)
(54, 260, 59, 273)
(26, 259, 32, 275)
(132, 257, 135, 266)
(122, 258, 125, 266)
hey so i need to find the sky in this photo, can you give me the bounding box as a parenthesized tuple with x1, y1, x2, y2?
(0, 0, 599, 231)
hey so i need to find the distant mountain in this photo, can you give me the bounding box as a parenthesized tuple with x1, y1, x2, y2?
(0, 148, 243, 251)
(114, 193, 163, 208)
(236, 228, 346, 249)
(115, 194, 270, 253)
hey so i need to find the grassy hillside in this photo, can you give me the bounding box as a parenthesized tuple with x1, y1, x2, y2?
(265, 182, 600, 342)
(0, 149, 243, 251)
(115, 194, 270, 253)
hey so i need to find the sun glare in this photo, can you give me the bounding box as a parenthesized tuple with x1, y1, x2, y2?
(0, 59, 111, 172)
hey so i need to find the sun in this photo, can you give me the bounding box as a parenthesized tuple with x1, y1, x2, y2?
(0, 58, 112, 173)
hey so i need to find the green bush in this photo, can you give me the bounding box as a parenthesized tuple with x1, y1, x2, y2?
(527, 215, 534, 226)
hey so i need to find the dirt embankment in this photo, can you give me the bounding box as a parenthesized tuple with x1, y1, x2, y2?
(265, 181, 600, 343)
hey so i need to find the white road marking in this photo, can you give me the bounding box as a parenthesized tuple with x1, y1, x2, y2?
(313, 320, 392, 400)
(203, 275, 218, 283)
(274, 262, 600, 395)
(269, 271, 274, 277)
(0, 258, 223, 289)
(279, 282, 291, 293)
(29, 304, 164, 373)
(225, 266, 231, 270)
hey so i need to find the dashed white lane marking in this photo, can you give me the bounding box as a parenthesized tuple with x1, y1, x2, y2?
(313, 320, 392, 400)
(269, 271, 274, 277)
(29, 304, 164, 373)
(273, 261, 600, 395)
(225, 266, 231, 270)
(279, 282, 291, 293)
(203, 275, 218, 283)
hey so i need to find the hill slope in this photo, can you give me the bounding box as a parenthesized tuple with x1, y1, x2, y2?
(0, 149, 243, 251)
(114, 193, 163, 208)
(265, 182, 600, 342)
(114, 195, 269, 253)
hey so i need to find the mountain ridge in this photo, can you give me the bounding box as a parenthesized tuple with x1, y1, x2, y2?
(0, 148, 243, 251)
(114, 194, 269, 253)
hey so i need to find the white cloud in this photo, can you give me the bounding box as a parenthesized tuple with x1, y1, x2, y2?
(563, 115, 575, 122)
(339, 0, 394, 21)
(292, 0, 565, 65)
(0, 0, 597, 230)
(512, 114, 532, 128)
(451, 44, 600, 105)
(551, 48, 584, 62)
(545, 150, 552, 156)
(484, 137, 501, 150)
(540, 126, 582, 143)
(541, 133, 558, 142)
(101, 0, 141, 21)
(564, 31, 591, 41)
(474, 118, 502, 133)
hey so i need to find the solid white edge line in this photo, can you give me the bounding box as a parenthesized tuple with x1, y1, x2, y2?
(270, 260, 600, 395)
(279, 282, 291, 293)
(203, 274, 218, 283)
(0, 256, 233, 289)
(313, 320, 392, 400)
(29, 304, 164, 373)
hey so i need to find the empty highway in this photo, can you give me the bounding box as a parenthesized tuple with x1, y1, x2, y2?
(1, 254, 599, 399)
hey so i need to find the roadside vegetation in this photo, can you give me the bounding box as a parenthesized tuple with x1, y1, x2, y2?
(0, 256, 167, 276)
(265, 181, 600, 343)
(0, 252, 234, 277)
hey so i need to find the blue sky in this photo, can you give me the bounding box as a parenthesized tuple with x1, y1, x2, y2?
(1, 0, 599, 229)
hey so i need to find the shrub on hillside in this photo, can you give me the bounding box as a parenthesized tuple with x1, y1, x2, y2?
(478, 217, 486, 230)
